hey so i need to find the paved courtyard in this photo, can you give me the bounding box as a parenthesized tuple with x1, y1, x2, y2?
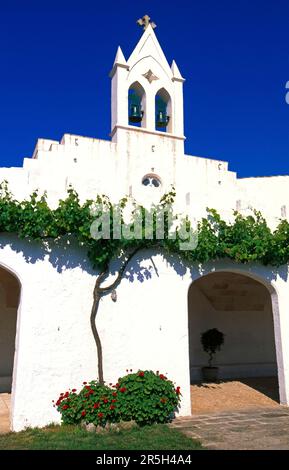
(171, 407, 289, 449)
(0, 394, 10, 434)
(171, 377, 289, 449)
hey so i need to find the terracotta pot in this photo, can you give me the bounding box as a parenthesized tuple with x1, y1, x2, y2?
(201, 366, 219, 383)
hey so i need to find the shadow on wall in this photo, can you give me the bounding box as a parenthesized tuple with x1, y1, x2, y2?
(0, 234, 288, 285)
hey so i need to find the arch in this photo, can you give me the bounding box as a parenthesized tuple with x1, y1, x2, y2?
(0, 262, 21, 431)
(187, 269, 285, 408)
(128, 81, 146, 128)
(155, 87, 172, 133)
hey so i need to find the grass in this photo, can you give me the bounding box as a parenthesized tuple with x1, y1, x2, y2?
(0, 423, 202, 450)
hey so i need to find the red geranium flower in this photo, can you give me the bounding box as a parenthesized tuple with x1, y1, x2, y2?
(159, 374, 167, 380)
(81, 411, 86, 417)
(103, 398, 109, 404)
(110, 405, 115, 410)
(119, 387, 127, 393)
(115, 383, 120, 389)
(112, 392, 117, 397)
(62, 404, 69, 410)
(176, 386, 181, 395)
(93, 402, 100, 409)
(138, 371, 145, 377)
(83, 381, 87, 385)
(111, 399, 117, 403)
(98, 412, 104, 419)
(72, 389, 77, 393)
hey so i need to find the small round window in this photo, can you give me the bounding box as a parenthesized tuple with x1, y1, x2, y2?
(142, 174, 161, 188)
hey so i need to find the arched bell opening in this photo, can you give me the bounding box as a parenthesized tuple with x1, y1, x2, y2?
(155, 88, 172, 133)
(128, 82, 146, 128)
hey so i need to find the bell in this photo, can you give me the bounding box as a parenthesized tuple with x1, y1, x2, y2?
(156, 110, 170, 128)
(129, 104, 144, 123)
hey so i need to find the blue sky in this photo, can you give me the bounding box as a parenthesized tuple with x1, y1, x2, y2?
(0, 0, 288, 177)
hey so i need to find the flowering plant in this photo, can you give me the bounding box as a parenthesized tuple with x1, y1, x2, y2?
(113, 370, 181, 425)
(54, 381, 119, 426)
(55, 371, 181, 427)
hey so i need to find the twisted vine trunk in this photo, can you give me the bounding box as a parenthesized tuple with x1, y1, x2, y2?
(90, 248, 140, 385)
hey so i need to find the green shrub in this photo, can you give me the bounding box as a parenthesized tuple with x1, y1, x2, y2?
(55, 371, 181, 427)
(114, 370, 181, 426)
(55, 381, 119, 426)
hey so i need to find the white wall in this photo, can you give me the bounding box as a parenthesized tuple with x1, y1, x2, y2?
(0, 239, 193, 431)
(0, 235, 288, 431)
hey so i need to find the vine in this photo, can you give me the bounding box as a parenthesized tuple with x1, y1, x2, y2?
(1, 181, 289, 382)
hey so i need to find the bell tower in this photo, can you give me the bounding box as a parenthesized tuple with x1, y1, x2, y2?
(109, 15, 185, 154)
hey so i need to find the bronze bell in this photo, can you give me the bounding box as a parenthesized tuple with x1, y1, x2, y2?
(156, 109, 170, 128)
(129, 103, 144, 123)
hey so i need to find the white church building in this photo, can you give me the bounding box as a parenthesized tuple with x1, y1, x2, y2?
(1, 16, 289, 431)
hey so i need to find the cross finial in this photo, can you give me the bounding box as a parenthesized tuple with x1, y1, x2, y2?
(136, 14, 156, 31)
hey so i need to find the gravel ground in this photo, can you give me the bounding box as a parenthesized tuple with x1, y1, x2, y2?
(191, 377, 279, 414)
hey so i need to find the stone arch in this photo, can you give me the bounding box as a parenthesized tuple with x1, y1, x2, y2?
(155, 87, 172, 133)
(187, 267, 285, 405)
(128, 81, 146, 128)
(0, 262, 21, 431)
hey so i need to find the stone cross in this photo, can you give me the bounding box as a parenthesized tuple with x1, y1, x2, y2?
(137, 15, 156, 31)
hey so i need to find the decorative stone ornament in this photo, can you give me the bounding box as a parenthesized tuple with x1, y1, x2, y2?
(143, 69, 159, 83)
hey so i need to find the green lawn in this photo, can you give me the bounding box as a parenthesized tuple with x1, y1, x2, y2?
(0, 424, 202, 450)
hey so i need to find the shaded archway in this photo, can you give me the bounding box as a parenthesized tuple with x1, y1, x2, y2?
(0, 265, 20, 432)
(188, 271, 281, 413)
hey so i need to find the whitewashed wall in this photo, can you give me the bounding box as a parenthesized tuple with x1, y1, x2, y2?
(0, 236, 289, 431)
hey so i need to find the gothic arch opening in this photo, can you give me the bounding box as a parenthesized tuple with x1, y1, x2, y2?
(155, 88, 172, 133)
(0, 265, 20, 430)
(128, 82, 145, 128)
(188, 271, 281, 412)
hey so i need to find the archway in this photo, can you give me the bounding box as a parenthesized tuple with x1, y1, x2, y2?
(128, 82, 145, 128)
(188, 271, 281, 413)
(155, 88, 172, 133)
(0, 265, 20, 432)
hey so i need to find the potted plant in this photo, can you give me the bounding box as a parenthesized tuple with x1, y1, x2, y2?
(201, 328, 224, 382)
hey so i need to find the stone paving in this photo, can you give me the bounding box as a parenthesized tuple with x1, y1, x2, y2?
(171, 407, 289, 450)
(0, 394, 10, 434)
